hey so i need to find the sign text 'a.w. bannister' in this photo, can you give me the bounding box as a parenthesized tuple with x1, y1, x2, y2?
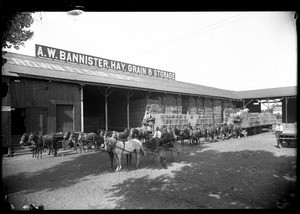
(35, 44, 175, 80)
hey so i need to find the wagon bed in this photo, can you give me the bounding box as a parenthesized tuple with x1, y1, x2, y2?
(143, 140, 183, 166)
(277, 130, 297, 148)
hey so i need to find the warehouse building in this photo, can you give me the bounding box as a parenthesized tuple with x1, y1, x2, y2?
(1, 46, 297, 153)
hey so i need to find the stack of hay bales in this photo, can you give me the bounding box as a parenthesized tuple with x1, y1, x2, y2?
(204, 99, 214, 124)
(223, 108, 236, 123)
(190, 115, 207, 130)
(147, 104, 163, 114)
(258, 112, 276, 126)
(152, 113, 189, 130)
(213, 100, 222, 125)
(189, 97, 197, 115)
(165, 106, 179, 114)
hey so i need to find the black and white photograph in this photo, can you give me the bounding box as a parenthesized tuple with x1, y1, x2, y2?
(1, 6, 298, 210)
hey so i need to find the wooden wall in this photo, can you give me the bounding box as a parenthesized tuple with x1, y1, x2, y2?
(9, 78, 81, 134)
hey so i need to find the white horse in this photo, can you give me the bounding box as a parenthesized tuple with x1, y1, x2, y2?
(104, 137, 145, 171)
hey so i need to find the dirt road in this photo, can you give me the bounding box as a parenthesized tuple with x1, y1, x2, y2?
(2, 132, 297, 209)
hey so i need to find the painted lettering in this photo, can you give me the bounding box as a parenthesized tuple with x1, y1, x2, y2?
(47, 48, 56, 58)
(72, 53, 79, 63)
(37, 46, 44, 57)
(128, 64, 132, 72)
(60, 51, 66, 60)
(88, 56, 93, 66)
(121, 63, 126, 71)
(110, 61, 116, 69)
(103, 59, 108, 68)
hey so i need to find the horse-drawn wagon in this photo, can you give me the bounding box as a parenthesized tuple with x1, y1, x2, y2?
(228, 112, 276, 136)
(276, 130, 297, 148)
(142, 139, 183, 166)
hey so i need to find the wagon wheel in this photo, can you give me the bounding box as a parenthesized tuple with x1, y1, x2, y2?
(154, 147, 167, 166)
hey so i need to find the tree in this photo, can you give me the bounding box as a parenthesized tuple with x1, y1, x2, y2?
(1, 12, 34, 50)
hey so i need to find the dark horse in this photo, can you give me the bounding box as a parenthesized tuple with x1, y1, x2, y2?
(69, 132, 97, 153)
(28, 133, 44, 159)
(178, 127, 192, 146)
(130, 127, 151, 142)
(78, 132, 98, 153)
(205, 124, 218, 143)
(190, 128, 206, 145)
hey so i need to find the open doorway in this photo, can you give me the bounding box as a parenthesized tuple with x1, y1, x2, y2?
(11, 108, 26, 135)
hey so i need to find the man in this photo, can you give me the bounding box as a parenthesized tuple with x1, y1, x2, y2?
(142, 110, 152, 125)
(275, 122, 284, 148)
(152, 127, 162, 139)
(234, 109, 242, 123)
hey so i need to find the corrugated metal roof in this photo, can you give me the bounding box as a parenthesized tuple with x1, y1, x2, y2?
(235, 86, 297, 99)
(2, 52, 297, 100)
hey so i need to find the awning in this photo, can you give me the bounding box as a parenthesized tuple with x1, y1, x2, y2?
(2, 52, 241, 100)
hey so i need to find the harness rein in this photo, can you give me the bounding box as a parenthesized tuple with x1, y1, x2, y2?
(109, 137, 135, 154)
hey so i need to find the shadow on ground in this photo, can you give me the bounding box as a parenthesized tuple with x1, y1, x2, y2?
(107, 148, 297, 209)
(2, 141, 297, 209)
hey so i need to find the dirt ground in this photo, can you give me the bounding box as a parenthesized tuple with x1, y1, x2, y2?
(2, 131, 297, 210)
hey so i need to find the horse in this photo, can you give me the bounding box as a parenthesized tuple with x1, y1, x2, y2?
(113, 128, 131, 140)
(205, 124, 218, 143)
(179, 127, 192, 146)
(68, 132, 81, 152)
(130, 127, 151, 142)
(219, 123, 229, 140)
(226, 123, 235, 139)
(78, 132, 98, 153)
(112, 130, 132, 166)
(103, 137, 145, 171)
(233, 124, 242, 139)
(191, 128, 205, 145)
(43, 132, 69, 156)
(68, 132, 97, 153)
(61, 131, 71, 150)
(19, 133, 30, 147)
(28, 133, 44, 159)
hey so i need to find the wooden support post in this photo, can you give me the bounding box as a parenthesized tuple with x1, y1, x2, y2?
(267, 98, 269, 113)
(176, 95, 178, 114)
(285, 97, 288, 125)
(104, 88, 113, 131)
(196, 97, 198, 115)
(187, 96, 190, 114)
(127, 91, 130, 129)
(202, 97, 205, 115)
(124, 90, 134, 129)
(145, 91, 151, 110)
(221, 99, 224, 123)
(80, 85, 84, 132)
(212, 98, 214, 124)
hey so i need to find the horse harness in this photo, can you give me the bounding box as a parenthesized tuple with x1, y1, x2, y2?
(110, 137, 136, 154)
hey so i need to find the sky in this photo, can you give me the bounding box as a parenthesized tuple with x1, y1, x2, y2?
(4, 11, 298, 91)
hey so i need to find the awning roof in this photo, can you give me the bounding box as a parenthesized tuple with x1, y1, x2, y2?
(2, 52, 240, 100)
(235, 86, 297, 99)
(2, 52, 297, 100)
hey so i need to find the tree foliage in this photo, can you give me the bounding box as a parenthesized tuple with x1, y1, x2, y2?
(2, 12, 34, 50)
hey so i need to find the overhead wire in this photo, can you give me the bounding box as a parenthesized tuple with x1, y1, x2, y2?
(124, 12, 259, 61)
